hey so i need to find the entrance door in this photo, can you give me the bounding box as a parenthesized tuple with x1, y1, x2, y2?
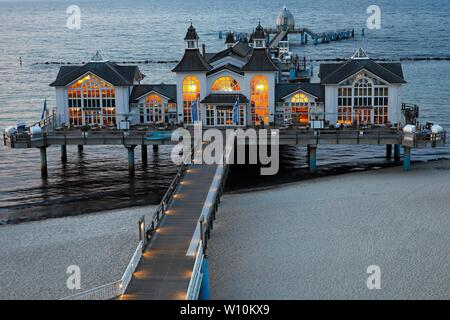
(354, 108, 371, 126)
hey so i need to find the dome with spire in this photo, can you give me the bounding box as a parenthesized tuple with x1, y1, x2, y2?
(184, 23, 199, 41)
(225, 31, 235, 44)
(253, 22, 266, 40)
(276, 6, 295, 31)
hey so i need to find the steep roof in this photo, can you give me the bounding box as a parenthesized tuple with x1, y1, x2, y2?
(50, 61, 143, 87)
(207, 42, 252, 64)
(184, 24, 199, 40)
(319, 59, 406, 84)
(172, 49, 212, 72)
(242, 48, 278, 72)
(130, 84, 177, 103)
(253, 23, 266, 40)
(225, 32, 235, 44)
(276, 83, 324, 102)
(206, 64, 244, 76)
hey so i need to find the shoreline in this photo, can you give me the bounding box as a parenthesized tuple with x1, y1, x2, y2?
(1, 157, 448, 226)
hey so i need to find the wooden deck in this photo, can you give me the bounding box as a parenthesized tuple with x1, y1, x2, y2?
(122, 163, 218, 300)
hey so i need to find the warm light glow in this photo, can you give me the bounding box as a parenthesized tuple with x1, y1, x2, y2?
(211, 76, 241, 92)
(291, 93, 309, 103)
(183, 76, 200, 124)
(250, 76, 269, 124)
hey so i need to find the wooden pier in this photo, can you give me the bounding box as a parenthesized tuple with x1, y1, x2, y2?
(3, 126, 446, 176)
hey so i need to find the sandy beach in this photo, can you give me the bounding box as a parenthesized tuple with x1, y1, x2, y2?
(1, 161, 449, 300)
(209, 160, 450, 299)
(0, 205, 157, 300)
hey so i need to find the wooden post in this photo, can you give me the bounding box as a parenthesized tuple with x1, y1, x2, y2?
(153, 144, 159, 152)
(127, 145, 136, 175)
(78, 145, 83, 153)
(141, 145, 148, 166)
(39, 146, 48, 178)
(61, 145, 67, 163)
(386, 144, 392, 160)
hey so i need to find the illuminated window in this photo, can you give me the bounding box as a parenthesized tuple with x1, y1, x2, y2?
(69, 108, 82, 126)
(183, 76, 200, 124)
(353, 78, 372, 107)
(145, 94, 163, 123)
(211, 77, 241, 92)
(338, 87, 352, 125)
(291, 93, 309, 103)
(250, 76, 269, 124)
(68, 74, 116, 126)
(291, 93, 309, 125)
(374, 87, 389, 125)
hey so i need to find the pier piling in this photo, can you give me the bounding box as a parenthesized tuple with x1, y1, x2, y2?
(141, 145, 148, 165)
(153, 144, 159, 152)
(127, 145, 136, 175)
(394, 144, 401, 161)
(308, 144, 317, 174)
(39, 146, 48, 178)
(386, 144, 392, 160)
(61, 145, 67, 163)
(77, 145, 83, 154)
(403, 147, 411, 171)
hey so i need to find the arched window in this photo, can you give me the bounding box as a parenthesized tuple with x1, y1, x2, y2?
(291, 93, 309, 103)
(183, 76, 200, 123)
(353, 78, 372, 107)
(68, 74, 116, 126)
(211, 76, 241, 92)
(144, 94, 163, 123)
(250, 76, 269, 124)
(291, 93, 309, 125)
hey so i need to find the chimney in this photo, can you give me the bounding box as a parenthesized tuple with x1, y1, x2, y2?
(202, 43, 206, 56)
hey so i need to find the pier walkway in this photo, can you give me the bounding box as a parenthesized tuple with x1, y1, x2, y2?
(123, 162, 221, 300)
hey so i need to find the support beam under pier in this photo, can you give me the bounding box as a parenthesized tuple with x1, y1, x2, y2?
(141, 145, 148, 166)
(153, 144, 159, 152)
(308, 144, 317, 174)
(61, 145, 67, 163)
(39, 146, 48, 178)
(127, 145, 136, 175)
(403, 147, 411, 172)
(386, 144, 392, 160)
(78, 145, 83, 154)
(394, 144, 401, 161)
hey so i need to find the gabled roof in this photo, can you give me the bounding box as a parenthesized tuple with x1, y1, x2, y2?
(319, 58, 406, 84)
(207, 42, 253, 64)
(242, 48, 278, 72)
(201, 94, 249, 104)
(172, 49, 212, 72)
(253, 23, 266, 40)
(206, 64, 244, 76)
(130, 84, 177, 103)
(275, 83, 324, 102)
(50, 61, 143, 87)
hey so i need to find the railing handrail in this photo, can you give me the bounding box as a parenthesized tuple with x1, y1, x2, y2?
(185, 240, 204, 300)
(60, 240, 143, 300)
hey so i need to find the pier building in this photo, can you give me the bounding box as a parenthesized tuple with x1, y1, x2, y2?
(48, 23, 406, 130)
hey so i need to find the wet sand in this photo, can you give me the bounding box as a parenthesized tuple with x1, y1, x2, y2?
(209, 160, 450, 299)
(0, 205, 157, 300)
